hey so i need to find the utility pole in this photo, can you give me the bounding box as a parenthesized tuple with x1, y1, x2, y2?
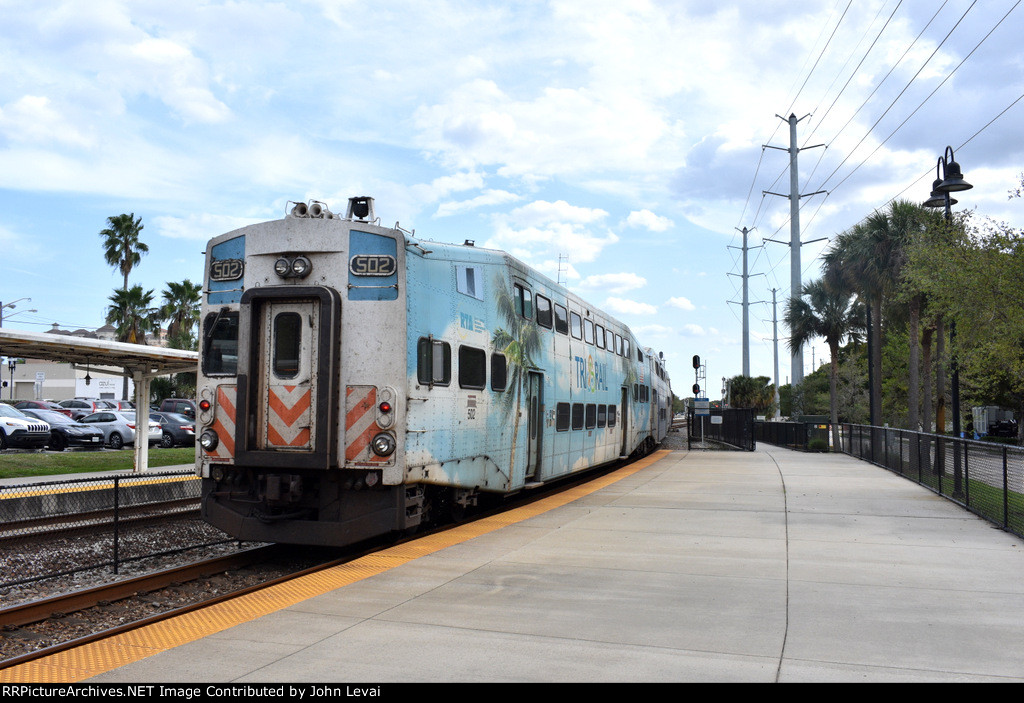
(764, 113, 826, 389)
(771, 288, 781, 419)
(728, 227, 762, 377)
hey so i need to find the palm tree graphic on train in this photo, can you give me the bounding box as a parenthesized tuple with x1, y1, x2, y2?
(491, 278, 541, 479)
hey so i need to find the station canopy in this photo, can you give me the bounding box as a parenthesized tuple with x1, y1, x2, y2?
(0, 327, 199, 472)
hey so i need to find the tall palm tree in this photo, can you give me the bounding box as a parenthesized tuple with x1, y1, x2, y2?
(785, 276, 863, 451)
(160, 279, 202, 350)
(100, 213, 148, 291)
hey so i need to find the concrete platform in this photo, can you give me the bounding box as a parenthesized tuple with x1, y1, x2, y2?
(73, 446, 1024, 682)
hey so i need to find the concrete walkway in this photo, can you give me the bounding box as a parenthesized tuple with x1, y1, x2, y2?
(86, 446, 1024, 683)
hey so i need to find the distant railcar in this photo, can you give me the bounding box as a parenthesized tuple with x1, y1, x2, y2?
(196, 197, 672, 546)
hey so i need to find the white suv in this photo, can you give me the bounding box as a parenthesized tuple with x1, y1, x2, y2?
(0, 403, 51, 450)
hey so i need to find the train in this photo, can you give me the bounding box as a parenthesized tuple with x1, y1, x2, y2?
(195, 196, 672, 546)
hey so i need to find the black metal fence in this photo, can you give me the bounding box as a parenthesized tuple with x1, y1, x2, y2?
(838, 424, 1024, 538)
(0, 470, 232, 588)
(688, 408, 756, 451)
(755, 420, 832, 450)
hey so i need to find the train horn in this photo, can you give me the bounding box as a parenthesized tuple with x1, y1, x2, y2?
(289, 201, 309, 218)
(309, 201, 333, 219)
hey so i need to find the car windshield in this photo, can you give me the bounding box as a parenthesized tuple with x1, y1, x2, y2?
(0, 404, 27, 419)
(28, 410, 69, 424)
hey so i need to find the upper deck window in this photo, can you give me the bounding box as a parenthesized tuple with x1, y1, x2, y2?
(536, 294, 553, 329)
(514, 283, 533, 320)
(554, 304, 569, 335)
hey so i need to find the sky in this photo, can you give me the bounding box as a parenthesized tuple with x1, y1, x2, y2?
(1, 0, 1022, 398)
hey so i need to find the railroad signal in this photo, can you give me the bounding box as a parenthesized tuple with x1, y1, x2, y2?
(692, 383, 700, 395)
(692, 355, 700, 369)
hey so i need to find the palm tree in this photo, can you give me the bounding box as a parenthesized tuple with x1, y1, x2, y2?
(491, 278, 542, 482)
(785, 276, 863, 451)
(106, 285, 157, 345)
(826, 200, 934, 430)
(160, 279, 202, 350)
(100, 213, 148, 291)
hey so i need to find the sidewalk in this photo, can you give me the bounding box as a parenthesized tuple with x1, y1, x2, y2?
(68, 445, 1024, 682)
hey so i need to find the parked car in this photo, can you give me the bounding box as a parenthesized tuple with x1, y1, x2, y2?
(159, 398, 196, 419)
(0, 403, 51, 450)
(58, 398, 109, 420)
(150, 411, 196, 448)
(21, 409, 105, 450)
(14, 400, 73, 418)
(107, 399, 136, 411)
(77, 410, 161, 449)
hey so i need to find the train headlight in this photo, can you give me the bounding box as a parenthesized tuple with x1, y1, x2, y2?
(370, 432, 396, 457)
(291, 256, 312, 277)
(274, 255, 313, 279)
(200, 429, 220, 451)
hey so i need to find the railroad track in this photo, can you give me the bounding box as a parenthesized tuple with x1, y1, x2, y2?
(0, 543, 342, 669)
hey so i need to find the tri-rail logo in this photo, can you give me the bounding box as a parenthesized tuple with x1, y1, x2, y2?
(574, 354, 608, 392)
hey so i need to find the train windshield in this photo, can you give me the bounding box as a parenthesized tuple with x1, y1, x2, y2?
(203, 311, 239, 376)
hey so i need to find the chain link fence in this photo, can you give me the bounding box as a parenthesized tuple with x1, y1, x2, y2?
(838, 424, 1024, 538)
(0, 471, 233, 588)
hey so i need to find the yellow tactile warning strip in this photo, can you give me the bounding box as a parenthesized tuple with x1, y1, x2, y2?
(0, 450, 671, 683)
(0, 475, 198, 500)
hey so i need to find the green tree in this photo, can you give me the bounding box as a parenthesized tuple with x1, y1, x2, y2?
(100, 213, 149, 291)
(106, 285, 157, 345)
(785, 276, 863, 450)
(727, 375, 775, 415)
(160, 279, 202, 350)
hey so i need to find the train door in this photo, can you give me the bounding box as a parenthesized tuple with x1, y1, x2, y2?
(236, 287, 340, 468)
(525, 371, 544, 480)
(257, 300, 318, 450)
(619, 386, 629, 457)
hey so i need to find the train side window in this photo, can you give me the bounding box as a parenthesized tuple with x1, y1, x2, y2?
(585, 403, 596, 429)
(584, 320, 595, 345)
(615, 334, 623, 356)
(597, 404, 607, 428)
(570, 312, 583, 340)
(554, 304, 569, 334)
(202, 310, 239, 376)
(458, 346, 486, 389)
(514, 283, 533, 320)
(491, 353, 507, 391)
(607, 405, 616, 427)
(596, 325, 605, 349)
(623, 339, 630, 358)
(536, 294, 552, 329)
(556, 402, 570, 431)
(633, 384, 639, 401)
(273, 312, 301, 379)
(571, 403, 584, 430)
(417, 338, 451, 386)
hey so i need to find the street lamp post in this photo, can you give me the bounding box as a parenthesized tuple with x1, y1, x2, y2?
(923, 146, 972, 497)
(0, 298, 33, 328)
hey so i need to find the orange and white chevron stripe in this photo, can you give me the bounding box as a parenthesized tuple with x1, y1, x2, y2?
(205, 385, 237, 461)
(345, 385, 387, 464)
(266, 384, 312, 449)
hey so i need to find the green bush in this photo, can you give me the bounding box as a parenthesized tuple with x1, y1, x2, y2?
(808, 438, 829, 452)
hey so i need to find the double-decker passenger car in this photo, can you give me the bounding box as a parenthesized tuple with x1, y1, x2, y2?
(197, 197, 671, 546)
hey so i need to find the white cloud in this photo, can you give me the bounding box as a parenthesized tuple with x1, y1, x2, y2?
(153, 213, 263, 241)
(435, 189, 521, 217)
(665, 296, 696, 311)
(577, 272, 647, 294)
(625, 209, 674, 231)
(682, 324, 706, 336)
(603, 297, 657, 315)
